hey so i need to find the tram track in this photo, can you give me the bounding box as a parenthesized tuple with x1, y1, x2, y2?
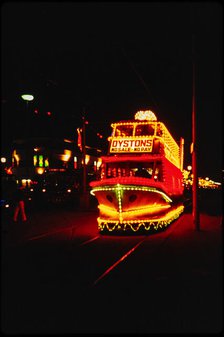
(18, 211, 99, 245)
(3, 207, 221, 334)
(90, 212, 185, 287)
(78, 235, 100, 246)
(92, 238, 146, 286)
(13, 210, 186, 290)
(26, 226, 74, 241)
(24, 225, 101, 247)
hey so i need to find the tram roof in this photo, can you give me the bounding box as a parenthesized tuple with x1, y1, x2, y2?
(111, 120, 160, 126)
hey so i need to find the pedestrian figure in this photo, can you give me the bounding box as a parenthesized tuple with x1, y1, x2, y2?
(13, 185, 27, 222)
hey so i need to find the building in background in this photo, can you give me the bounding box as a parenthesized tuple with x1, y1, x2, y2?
(11, 137, 102, 181)
(8, 137, 102, 206)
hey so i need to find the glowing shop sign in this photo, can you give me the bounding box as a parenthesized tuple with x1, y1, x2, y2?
(110, 138, 153, 153)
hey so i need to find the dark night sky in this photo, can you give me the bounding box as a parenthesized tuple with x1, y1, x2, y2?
(1, 2, 223, 180)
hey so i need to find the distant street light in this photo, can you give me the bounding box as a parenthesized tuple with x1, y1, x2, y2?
(21, 93, 34, 116)
(21, 93, 34, 125)
(21, 94, 34, 102)
(21, 94, 34, 117)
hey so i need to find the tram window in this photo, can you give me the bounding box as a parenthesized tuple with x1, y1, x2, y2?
(154, 162, 162, 181)
(135, 124, 155, 136)
(107, 167, 112, 177)
(135, 167, 152, 178)
(106, 163, 129, 178)
(134, 162, 153, 178)
(100, 164, 105, 179)
(105, 161, 162, 180)
(115, 125, 133, 137)
(122, 168, 126, 176)
(112, 168, 117, 177)
(156, 124, 163, 137)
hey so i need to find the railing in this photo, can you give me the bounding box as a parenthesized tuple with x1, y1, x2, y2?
(159, 123, 180, 169)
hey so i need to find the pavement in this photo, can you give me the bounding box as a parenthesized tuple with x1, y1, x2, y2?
(1, 207, 98, 244)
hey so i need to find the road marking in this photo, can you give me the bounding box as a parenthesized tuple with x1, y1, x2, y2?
(92, 238, 146, 286)
(92, 215, 185, 287)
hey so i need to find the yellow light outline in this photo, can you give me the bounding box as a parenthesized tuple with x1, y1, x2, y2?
(98, 203, 171, 218)
(109, 120, 181, 169)
(90, 184, 172, 203)
(97, 205, 184, 232)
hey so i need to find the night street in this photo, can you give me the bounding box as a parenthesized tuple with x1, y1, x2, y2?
(1, 200, 222, 334)
(1, 3, 222, 334)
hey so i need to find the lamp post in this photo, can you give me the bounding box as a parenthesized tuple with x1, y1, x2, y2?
(21, 94, 34, 138)
(191, 37, 200, 231)
(82, 112, 87, 196)
(21, 94, 34, 179)
(80, 108, 90, 209)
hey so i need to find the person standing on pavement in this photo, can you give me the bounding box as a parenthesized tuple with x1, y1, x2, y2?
(13, 185, 27, 222)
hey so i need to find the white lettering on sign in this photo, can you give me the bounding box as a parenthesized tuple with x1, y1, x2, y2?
(110, 138, 153, 153)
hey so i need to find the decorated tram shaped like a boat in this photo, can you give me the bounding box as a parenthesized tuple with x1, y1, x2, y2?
(90, 110, 185, 233)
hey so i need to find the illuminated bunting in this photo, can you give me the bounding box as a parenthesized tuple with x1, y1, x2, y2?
(110, 138, 153, 153)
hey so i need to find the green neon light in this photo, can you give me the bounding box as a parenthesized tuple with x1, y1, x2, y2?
(39, 155, 43, 167)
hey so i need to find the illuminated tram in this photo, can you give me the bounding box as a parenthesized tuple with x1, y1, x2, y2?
(90, 110, 185, 233)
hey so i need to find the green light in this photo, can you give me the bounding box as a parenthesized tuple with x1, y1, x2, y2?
(21, 94, 34, 101)
(39, 155, 43, 167)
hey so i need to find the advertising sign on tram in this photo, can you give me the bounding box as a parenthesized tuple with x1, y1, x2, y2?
(110, 137, 153, 153)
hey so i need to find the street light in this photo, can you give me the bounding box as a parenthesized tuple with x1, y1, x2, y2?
(21, 94, 34, 114)
(21, 94, 34, 102)
(21, 94, 34, 115)
(21, 94, 34, 178)
(21, 94, 34, 135)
